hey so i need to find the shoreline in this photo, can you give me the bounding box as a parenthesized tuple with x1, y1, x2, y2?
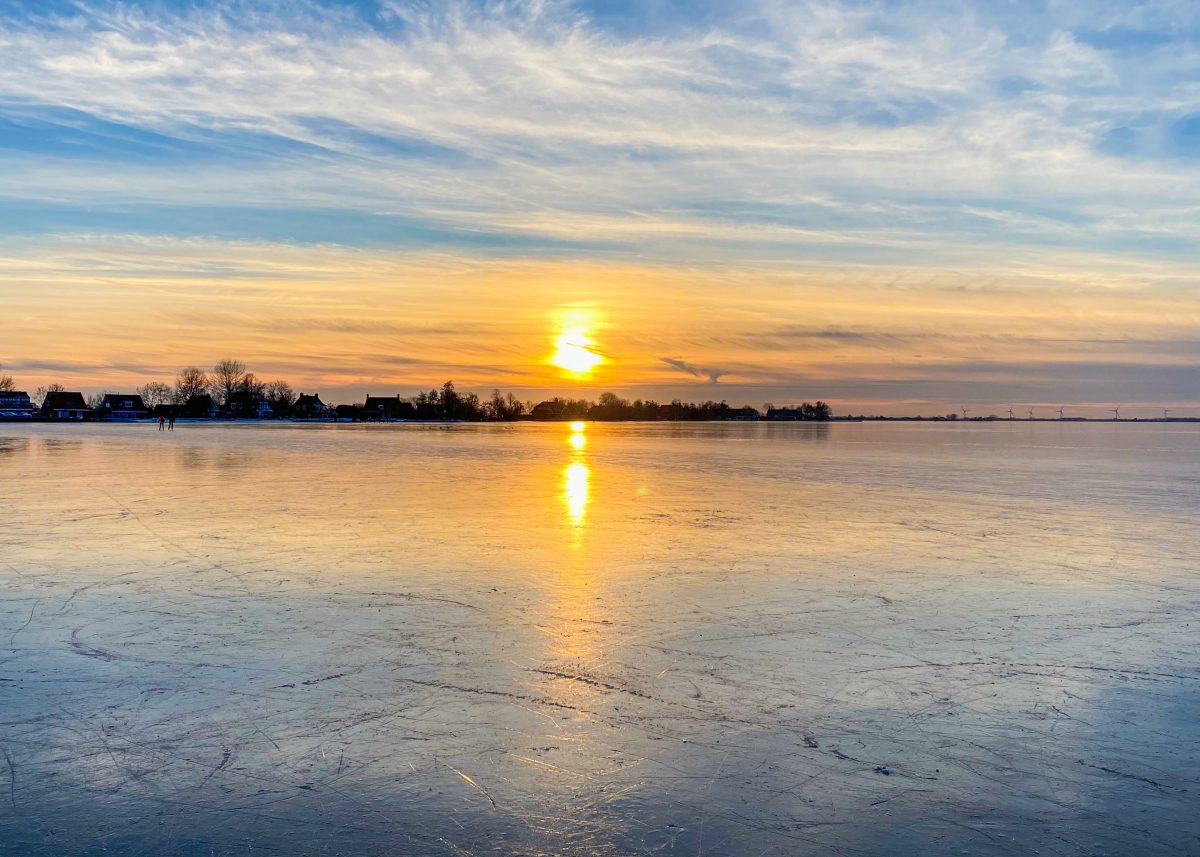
(3, 416, 1199, 425)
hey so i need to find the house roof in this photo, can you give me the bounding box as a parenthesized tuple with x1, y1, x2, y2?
(531, 400, 567, 415)
(100, 393, 147, 410)
(364, 395, 414, 415)
(295, 393, 325, 406)
(42, 391, 88, 411)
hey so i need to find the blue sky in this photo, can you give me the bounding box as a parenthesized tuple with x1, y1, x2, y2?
(1, 0, 1198, 412)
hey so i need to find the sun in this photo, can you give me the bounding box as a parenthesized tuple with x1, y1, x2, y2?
(551, 326, 603, 376)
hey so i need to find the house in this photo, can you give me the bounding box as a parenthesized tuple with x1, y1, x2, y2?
(293, 393, 330, 419)
(363, 395, 416, 421)
(41, 391, 90, 420)
(530, 400, 568, 420)
(0, 390, 36, 419)
(224, 388, 271, 419)
(96, 393, 148, 421)
(182, 393, 218, 418)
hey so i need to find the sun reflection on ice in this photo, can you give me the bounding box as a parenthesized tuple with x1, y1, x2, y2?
(551, 420, 602, 667)
(563, 462, 590, 527)
(562, 421, 591, 531)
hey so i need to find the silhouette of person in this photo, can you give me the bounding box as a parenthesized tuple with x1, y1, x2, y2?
(158, 415, 165, 431)
(168, 414, 175, 431)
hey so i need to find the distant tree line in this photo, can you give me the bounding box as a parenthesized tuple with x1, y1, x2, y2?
(12, 360, 300, 417)
(535, 392, 764, 421)
(761, 401, 834, 421)
(531, 392, 832, 421)
(3, 359, 833, 422)
(87, 359, 302, 418)
(406, 382, 527, 421)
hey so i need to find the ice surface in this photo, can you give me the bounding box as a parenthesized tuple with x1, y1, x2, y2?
(1, 421, 1198, 855)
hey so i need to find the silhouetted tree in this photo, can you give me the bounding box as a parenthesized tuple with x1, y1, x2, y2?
(210, 359, 247, 407)
(138, 381, 173, 409)
(0, 365, 14, 393)
(265, 380, 296, 416)
(175, 366, 209, 405)
(461, 391, 482, 420)
(242, 373, 265, 398)
(439, 381, 461, 418)
(34, 384, 65, 407)
(589, 392, 631, 420)
(487, 389, 507, 420)
(486, 389, 525, 420)
(226, 373, 267, 418)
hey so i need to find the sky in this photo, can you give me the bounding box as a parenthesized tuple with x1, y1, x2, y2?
(1, 0, 1198, 415)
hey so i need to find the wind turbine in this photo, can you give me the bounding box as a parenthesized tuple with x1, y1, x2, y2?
(1007, 407, 1015, 420)
(1027, 408, 1035, 420)
(1164, 408, 1170, 420)
(1057, 407, 1065, 420)
(961, 407, 969, 420)
(1111, 406, 1121, 421)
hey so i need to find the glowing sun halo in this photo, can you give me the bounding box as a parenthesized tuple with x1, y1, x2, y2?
(551, 328, 602, 375)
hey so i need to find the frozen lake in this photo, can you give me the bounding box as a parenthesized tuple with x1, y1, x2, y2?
(1, 421, 1198, 856)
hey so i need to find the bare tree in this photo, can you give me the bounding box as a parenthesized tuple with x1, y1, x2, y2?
(175, 366, 209, 405)
(486, 389, 526, 420)
(0, 364, 14, 393)
(210, 359, 247, 406)
(34, 383, 65, 407)
(239, 372, 265, 399)
(138, 381, 173, 409)
(264, 380, 296, 413)
(487, 389, 506, 420)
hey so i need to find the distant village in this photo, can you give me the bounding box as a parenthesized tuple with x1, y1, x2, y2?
(0, 360, 833, 423)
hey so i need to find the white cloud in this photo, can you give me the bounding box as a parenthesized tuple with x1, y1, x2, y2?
(0, 0, 1196, 264)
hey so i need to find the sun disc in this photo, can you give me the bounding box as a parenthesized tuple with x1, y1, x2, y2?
(551, 328, 602, 375)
